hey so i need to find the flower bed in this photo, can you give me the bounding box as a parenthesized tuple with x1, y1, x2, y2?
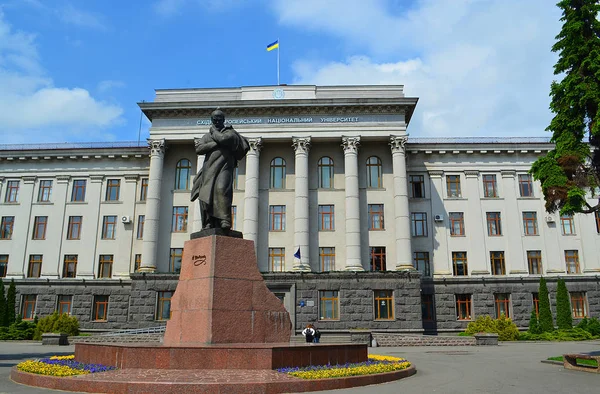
(277, 354, 411, 379)
(17, 355, 116, 377)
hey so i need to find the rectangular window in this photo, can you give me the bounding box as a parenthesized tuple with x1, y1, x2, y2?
(368, 204, 385, 230)
(32, 216, 47, 240)
(22, 295, 36, 320)
(486, 212, 502, 236)
(105, 179, 120, 201)
(57, 295, 72, 315)
(527, 251, 542, 275)
(38, 180, 53, 202)
(495, 293, 511, 318)
(370, 247, 386, 271)
(1, 216, 15, 239)
(482, 174, 498, 197)
(560, 214, 575, 235)
(156, 291, 174, 320)
(570, 292, 587, 318)
(67, 216, 82, 240)
(446, 175, 461, 197)
(318, 205, 335, 231)
(93, 295, 109, 321)
(319, 290, 339, 320)
(62, 255, 77, 278)
(5, 180, 19, 202)
(565, 250, 580, 274)
(449, 212, 465, 236)
(518, 174, 534, 197)
(170, 248, 183, 273)
(523, 212, 538, 235)
(422, 294, 434, 322)
(98, 255, 113, 278)
(490, 251, 505, 275)
(456, 294, 472, 320)
(268, 247, 285, 272)
(231, 206, 237, 230)
(27, 255, 42, 278)
(172, 207, 188, 233)
(134, 254, 141, 272)
(411, 212, 428, 237)
(137, 215, 145, 239)
(374, 290, 394, 320)
(140, 178, 148, 201)
(319, 247, 335, 272)
(532, 293, 540, 317)
(452, 252, 468, 276)
(101, 216, 117, 239)
(409, 175, 425, 198)
(413, 252, 430, 277)
(0, 255, 7, 277)
(269, 205, 286, 231)
(71, 180, 86, 202)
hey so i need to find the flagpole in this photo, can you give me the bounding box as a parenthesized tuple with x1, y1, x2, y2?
(277, 37, 280, 85)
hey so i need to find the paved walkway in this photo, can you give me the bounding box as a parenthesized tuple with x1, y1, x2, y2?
(1, 340, 599, 393)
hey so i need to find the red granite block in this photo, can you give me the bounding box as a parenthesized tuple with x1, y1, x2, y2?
(211, 278, 254, 311)
(212, 237, 263, 281)
(179, 237, 214, 281)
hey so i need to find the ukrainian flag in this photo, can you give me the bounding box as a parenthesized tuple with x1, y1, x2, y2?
(266, 40, 279, 51)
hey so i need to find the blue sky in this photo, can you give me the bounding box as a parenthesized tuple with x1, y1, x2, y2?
(0, 0, 562, 144)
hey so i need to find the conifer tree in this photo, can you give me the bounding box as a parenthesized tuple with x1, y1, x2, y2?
(528, 308, 540, 334)
(538, 277, 554, 332)
(6, 279, 16, 326)
(0, 279, 6, 327)
(555, 278, 573, 329)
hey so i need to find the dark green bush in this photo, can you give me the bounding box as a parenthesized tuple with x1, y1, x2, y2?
(0, 316, 36, 340)
(555, 278, 572, 329)
(528, 309, 541, 334)
(464, 315, 519, 341)
(538, 277, 554, 333)
(519, 327, 594, 341)
(0, 279, 6, 327)
(578, 317, 600, 336)
(33, 312, 80, 340)
(6, 279, 16, 326)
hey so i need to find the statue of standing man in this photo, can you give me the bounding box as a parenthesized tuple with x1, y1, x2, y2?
(191, 109, 250, 231)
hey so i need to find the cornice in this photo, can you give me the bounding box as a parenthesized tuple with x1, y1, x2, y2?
(0, 146, 149, 162)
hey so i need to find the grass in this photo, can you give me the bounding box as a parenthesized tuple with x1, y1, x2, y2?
(548, 356, 598, 367)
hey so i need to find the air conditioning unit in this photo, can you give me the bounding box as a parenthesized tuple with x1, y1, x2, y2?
(121, 216, 132, 224)
(434, 214, 444, 222)
(545, 216, 555, 223)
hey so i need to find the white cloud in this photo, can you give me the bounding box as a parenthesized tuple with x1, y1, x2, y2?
(274, 0, 562, 137)
(98, 80, 125, 93)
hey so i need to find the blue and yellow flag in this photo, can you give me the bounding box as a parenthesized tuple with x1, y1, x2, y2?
(266, 40, 279, 51)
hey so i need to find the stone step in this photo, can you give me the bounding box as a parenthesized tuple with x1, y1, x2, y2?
(291, 335, 352, 344)
(372, 333, 476, 347)
(70, 333, 163, 344)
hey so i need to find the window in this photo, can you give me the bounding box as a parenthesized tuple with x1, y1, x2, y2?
(570, 292, 587, 318)
(413, 252, 430, 277)
(22, 295, 36, 320)
(105, 179, 120, 201)
(527, 251, 543, 275)
(1, 216, 14, 239)
(482, 174, 498, 197)
(28, 255, 42, 278)
(233, 167, 239, 190)
(596, 211, 600, 233)
(319, 290, 339, 320)
(270, 157, 286, 189)
(486, 212, 502, 236)
(268, 247, 285, 272)
(319, 247, 335, 272)
(57, 295, 72, 315)
(71, 180, 86, 202)
(67, 216, 82, 240)
(519, 174, 534, 197)
(175, 159, 191, 190)
(269, 205, 286, 231)
(318, 205, 335, 231)
(565, 250, 580, 274)
(5, 180, 19, 202)
(374, 290, 394, 320)
(449, 212, 465, 236)
(409, 175, 425, 198)
(137, 215, 145, 239)
(523, 212, 538, 235)
(368, 204, 385, 230)
(134, 254, 141, 272)
(156, 291, 173, 320)
(140, 178, 148, 201)
(456, 294, 472, 320)
(101, 216, 117, 239)
(370, 247, 386, 271)
(32, 216, 47, 240)
(170, 248, 183, 273)
(318, 157, 334, 188)
(532, 293, 540, 317)
(494, 293, 511, 318)
(172, 207, 188, 232)
(0, 255, 7, 277)
(452, 252, 468, 276)
(231, 206, 237, 230)
(411, 212, 427, 237)
(93, 295, 109, 321)
(38, 180, 52, 202)
(490, 251, 505, 275)
(560, 214, 575, 235)
(62, 255, 77, 278)
(366, 156, 383, 188)
(422, 294, 435, 321)
(446, 175, 461, 197)
(98, 255, 113, 278)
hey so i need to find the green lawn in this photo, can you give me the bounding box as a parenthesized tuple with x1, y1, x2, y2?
(548, 356, 598, 367)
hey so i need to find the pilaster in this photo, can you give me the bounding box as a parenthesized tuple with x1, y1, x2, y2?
(242, 138, 262, 251)
(390, 136, 413, 271)
(341, 136, 364, 271)
(292, 137, 311, 272)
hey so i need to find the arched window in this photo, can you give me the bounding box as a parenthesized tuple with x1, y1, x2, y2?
(270, 157, 286, 189)
(175, 159, 191, 190)
(318, 157, 334, 189)
(366, 156, 382, 188)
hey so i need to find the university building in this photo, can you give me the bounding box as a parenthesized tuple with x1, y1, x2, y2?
(1, 85, 598, 334)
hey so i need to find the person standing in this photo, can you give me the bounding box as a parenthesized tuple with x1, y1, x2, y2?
(312, 326, 321, 343)
(301, 324, 315, 343)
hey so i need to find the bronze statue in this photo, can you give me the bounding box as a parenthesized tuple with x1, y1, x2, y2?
(191, 109, 249, 230)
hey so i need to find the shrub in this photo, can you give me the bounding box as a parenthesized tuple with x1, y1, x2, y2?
(538, 277, 554, 333)
(34, 312, 80, 340)
(6, 279, 16, 326)
(528, 309, 541, 334)
(555, 278, 572, 329)
(578, 317, 600, 336)
(519, 327, 594, 341)
(464, 315, 519, 341)
(0, 316, 36, 340)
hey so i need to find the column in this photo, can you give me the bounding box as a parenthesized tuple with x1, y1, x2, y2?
(242, 138, 262, 250)
(390, 136, 414, 270)
(292, 137, 311, 272)
(429, 170, 452, 275)
(140, 139, 165, 273)
(342, 136, 364, 271)
(501, 171, 527, 274)
(192, 154, 206, 233)
(464, 170, 488, 274)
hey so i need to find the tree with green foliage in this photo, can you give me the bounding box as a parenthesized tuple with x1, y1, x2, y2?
(555, 278, 573, 329)
(530, 0, 600, 215)
(6, 279, 16, 325)
(0, 279, 6, 327)
(528, 308, 541, 334)
(538, 277, 554, 332)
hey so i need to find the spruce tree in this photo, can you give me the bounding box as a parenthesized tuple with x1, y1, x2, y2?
(6, 279, 16, 326)
(0, 279, 6, 327)
(556, 278, 573, 329)
(538, 277, 554, 332)
(528, 308, 540, 334)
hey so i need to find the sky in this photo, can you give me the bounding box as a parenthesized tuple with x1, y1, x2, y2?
(0, 0, 564, 144)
